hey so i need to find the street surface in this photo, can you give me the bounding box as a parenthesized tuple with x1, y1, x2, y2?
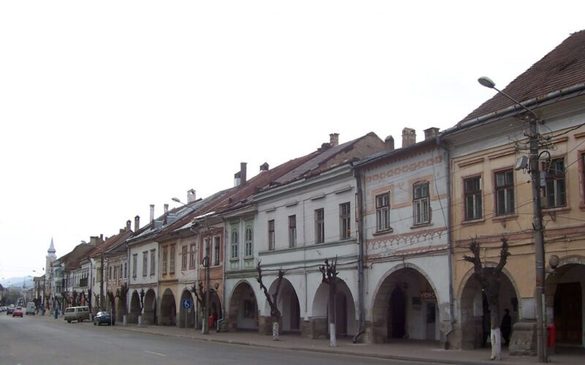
(0, 314, 436, 365)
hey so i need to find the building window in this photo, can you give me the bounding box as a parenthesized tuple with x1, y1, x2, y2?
(244, 225, 253, 257)
(544, 157, 567, 208)
(124, 262, 128, 279)
(413, 182, 431, 225)
(288, 215, 297, 248)
(189, 244, 196, 269)
(109, 266, 113, 280)
(162, 246, 168, 275)
(375, 193, 390, 232)
(142, 251, 148, 277)
(169, 245, 176, 274)
(150, 249, 155, 276)
(495, 169, 515, 216)
(315, 208, 325, 244)
(268, 220, 275, 250)
(181, 245, 188, 271)
(340, 202, 351, 239)
(213, 236, 220, 266)
(231, 228, 239, 259)
(464, 176, 482, 221)
(203, 237, 211, 266)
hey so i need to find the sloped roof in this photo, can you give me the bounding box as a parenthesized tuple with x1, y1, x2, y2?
(461, 30, 585, 123)
(58, 243, 95, 271)
(273, 132, 383, 185)
(89, 228, 134, 259)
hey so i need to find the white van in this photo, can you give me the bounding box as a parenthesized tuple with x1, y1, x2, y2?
(64, 306, 90, 323)
(25, 302, 36, 315)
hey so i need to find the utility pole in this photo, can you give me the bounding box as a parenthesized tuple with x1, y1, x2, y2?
(478, 76, 547, 362)
(528, 114, 547, 362)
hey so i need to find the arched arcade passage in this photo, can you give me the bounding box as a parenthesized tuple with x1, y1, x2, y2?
(371, 267, 440, 343)
(228, 281, 258, 331)
(160, 288, 177, 326)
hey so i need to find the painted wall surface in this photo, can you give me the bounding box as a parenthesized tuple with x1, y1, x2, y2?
(357, 144, 450, 342)
(447, 97, 585, 348)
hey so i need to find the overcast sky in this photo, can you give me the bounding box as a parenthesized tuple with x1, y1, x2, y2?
(1, 1, 584, 282)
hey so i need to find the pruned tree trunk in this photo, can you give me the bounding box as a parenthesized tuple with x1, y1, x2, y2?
(257, 262, 284, 341)
(320, 257, 338, 347)
(464, 238, 510, 361)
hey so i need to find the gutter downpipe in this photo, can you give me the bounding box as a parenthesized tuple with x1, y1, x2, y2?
(437, 135, 456, 349)
(353, 165, 366, 343)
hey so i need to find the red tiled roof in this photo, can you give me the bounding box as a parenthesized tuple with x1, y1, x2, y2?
(461, 30, 585, 123)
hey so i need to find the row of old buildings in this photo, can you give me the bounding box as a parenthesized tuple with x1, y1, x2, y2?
(34, 31, 585, 352)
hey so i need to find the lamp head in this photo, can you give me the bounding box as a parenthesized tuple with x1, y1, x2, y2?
(172, 197, 182, 204)
(478, 76, 496, 89)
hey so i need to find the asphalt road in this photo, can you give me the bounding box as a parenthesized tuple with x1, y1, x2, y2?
(0, 314, 433, 365)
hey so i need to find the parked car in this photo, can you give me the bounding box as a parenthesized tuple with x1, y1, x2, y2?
(0, 306, 6, 312)
(6, 305, 15, 315)
(12, 307, 23, 317)
(64, 306, 90, 323)
(25, 302, 36, 315)
(93, 311, 112, 326)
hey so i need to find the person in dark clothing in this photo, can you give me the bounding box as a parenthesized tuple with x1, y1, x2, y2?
(501, 309, 512, 346)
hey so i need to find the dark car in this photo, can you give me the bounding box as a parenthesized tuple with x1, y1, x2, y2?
(6, 305, 15, 315)
(12, 307, 24, 317)
(93, 311, 112, 326)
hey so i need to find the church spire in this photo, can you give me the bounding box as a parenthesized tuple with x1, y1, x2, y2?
(48, 237, 56, 255)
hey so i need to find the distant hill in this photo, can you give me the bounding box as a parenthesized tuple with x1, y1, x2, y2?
(0, 276, 34, 289)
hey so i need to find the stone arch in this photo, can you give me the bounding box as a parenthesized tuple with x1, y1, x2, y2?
(312, 278, 357, 337)
(545, 255, 585, 347)
(179, 289, 195, 328)
(262, 278, 301, 334)
(371, 266, 441, 343)
(143, 289, 157, 325)
(228, 280, 258, 331)
(129, 290, 141, 324)
(458, 265, 518, 349)
(160, 288, 177, 326)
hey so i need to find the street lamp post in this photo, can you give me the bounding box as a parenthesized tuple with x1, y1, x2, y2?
(478, 76, 547, 362)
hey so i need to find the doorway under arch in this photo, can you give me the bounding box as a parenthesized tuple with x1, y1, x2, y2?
(228, 281, 258, 331)
(160, 288, 177, 326)
(371, 267, 440, 343)
(143, 289, 157, 325)
(265, 278, 301, 333)
(312, 278, 356, 337)
(459, 268, 517, 349)
(179, 290, 195, 328)
(129, 290, 141, 324)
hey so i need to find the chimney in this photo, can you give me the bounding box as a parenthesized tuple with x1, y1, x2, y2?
(234, 162, 247, 186)
(126, 220, 131, 231)
(150, 204, 155, 224)
(329, 133, 339, 147)
(402, 128, 416, 148)
(240, 162, 247, 184)
(385, 135, 395, 151)
(424, 127, 440, 140)
(260, 162, 269, 172)
(187, 189, 197, 203)
(163, 204, 169, 224)
(134, 215, 140, 232)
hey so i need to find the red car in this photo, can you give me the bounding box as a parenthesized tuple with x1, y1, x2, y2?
(12, 307, 24, 317)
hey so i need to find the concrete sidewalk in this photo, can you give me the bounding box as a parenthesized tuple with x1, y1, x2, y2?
(111, 323, 583, 364)
(34, 314, 582, 364)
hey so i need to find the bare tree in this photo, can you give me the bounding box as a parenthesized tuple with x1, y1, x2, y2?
(106, 291, 116, 325)
(464, 237, 510, 361)
(116, 283, 129, 324)
(191, 281, 208, 327)
(256, 262, 284, 340)
(320, 257, 338, 347)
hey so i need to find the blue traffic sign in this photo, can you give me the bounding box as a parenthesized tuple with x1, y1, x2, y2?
(182, 299, 192, 309)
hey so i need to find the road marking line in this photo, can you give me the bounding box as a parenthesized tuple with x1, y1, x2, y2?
(145, 350, 167, 357)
